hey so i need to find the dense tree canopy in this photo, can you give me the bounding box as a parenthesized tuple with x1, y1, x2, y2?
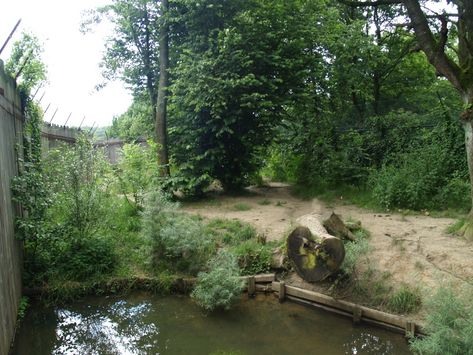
(98, 0, 469, 212)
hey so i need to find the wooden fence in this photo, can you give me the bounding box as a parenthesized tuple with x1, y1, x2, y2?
(0, 60, 23, 355)
(41, 123, 78, 152)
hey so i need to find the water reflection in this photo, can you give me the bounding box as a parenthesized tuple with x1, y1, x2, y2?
(53, 301, 158, 355)
(12, 293, 410, 355)
(344, 332, 395, 354)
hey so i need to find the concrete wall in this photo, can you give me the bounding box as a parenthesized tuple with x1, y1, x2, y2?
(0, 60, 23, 355)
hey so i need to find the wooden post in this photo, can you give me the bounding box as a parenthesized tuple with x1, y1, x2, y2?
(248, 276, 256, 298)
(353, 306, 362, 324)
(279, 281, 286, 302)
(405, 321, 415, 338)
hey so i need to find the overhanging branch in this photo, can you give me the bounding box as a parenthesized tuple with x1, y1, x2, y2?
(339, 0, 402, 7)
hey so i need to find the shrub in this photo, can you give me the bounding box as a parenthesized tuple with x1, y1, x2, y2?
(231, 240, 272, 275)
(341, 230, 371, 276)
(370, 120, 467, 211)
(191, 251, 244, 311)
(44, 136, 114, 240)
(142, 191, 215, 274)
(387, 286, 422, 314)
(205, 218, 256, 246)
(53, 236, 116, 281)
(115, 141, 159, 209)
(410, 286, 473, 354)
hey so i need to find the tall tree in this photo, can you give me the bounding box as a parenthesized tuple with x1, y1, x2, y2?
(341, 0, 473, 238)
(156, 0, 170, 176)
(82, 0, 169, 174)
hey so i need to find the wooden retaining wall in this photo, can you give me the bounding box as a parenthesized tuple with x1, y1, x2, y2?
(174, 273, 423, 337)
(0, 60, 23, 355)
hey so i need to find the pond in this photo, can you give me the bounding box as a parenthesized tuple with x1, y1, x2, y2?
(12, 292, 411, 355)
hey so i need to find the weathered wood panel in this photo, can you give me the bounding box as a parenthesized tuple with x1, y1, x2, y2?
(0, 60, 23, 355)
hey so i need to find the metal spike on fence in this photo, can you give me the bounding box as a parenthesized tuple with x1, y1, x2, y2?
(49, 108, 58, 124)
(43, 103, 51, 114)
(0, 19, 21, 56)
(63, 112, 72, 126)
(37, 91, 45, 104)
(78, 116, 86, 129)
(14, 49, 33, 80)
(31, 85, 42, 101)
(88, 122, 96, 134)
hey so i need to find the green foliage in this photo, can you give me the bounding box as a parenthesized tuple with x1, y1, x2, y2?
(386, 286, 422, 314)
(410, 286, 473, 355)
(142, 191, 215, 274)
(9, 35, 49, 277)
(231, 240, 272, 276)
(44, 137, 114, 241)
(115, 141, 159, 208)
(231, 203, 252, 212)
(169, 0, 328, 194)
(15, 135, 120, 286)
(53, 236, 116, 281)
(371, 119, 468, 211)
(191, 250, 244, 311)
(205, 218, 256, 246)
(257, 199, 271, 206)
(5, 31, 47, 94)
(17, 297, 29, 322)
(341, 228, 371, 276)
(108, 97, 154, 140)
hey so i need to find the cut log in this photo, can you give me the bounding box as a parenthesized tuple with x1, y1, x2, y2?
(345, 220, 362, 233)
(323, 212, 356, 242)
(287, 214, 345, 282)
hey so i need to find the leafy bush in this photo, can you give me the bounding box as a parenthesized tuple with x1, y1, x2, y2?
(44, 136, 114, 240)
(142, 191, 215, 274)
(53, 236, 116, 281)
(370, 118, 467, 211)
(410, 286, 473, 354)
(115, 141, 159, 209)
(191, 251, 244, 311)
(231, 240, 272, 275)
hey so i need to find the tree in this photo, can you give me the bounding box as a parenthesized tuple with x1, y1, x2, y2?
(82, 0, 170, 175)
(7, 32, 49, 273)
(341, 0, 473, 238)
(156, 0, 170, 176)
(5, 32, 47, 95)
(169, 0, 335, 194)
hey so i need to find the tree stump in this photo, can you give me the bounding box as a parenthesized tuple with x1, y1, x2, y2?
(323, 212, 357, 242)
(287, 214, 345, 282)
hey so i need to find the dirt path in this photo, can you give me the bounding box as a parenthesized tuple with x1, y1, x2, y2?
(182, 183, 473, 305)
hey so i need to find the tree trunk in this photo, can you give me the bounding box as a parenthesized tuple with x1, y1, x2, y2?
(323, 212, 356, 242)
(155, 0, 170, 177)
(461, 91, 473, 240)
(287, 214, 345, 282)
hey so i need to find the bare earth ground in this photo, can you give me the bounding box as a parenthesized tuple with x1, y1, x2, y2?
(182, 183, 473, 319)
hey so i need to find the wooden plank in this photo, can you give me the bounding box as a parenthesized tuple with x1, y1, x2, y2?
(353, 307, 362, 324)
(248, 276, 256, 297)
(272, 282, 420, 334)
(405, 321, 416, 338)
(254, 273, 276, 283)
(279, 281, 286, 302)
(0, 60, 23, 355)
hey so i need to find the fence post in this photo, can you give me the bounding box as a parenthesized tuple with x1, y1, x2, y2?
(248, 276, 256, 298)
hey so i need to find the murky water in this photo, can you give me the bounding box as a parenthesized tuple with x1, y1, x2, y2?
(12, 292, 411, 355)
